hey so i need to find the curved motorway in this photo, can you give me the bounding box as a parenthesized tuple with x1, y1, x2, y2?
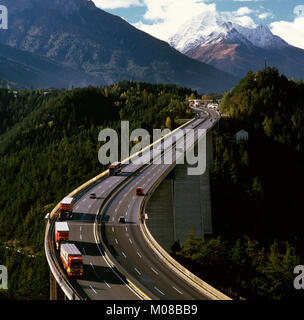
(45, 108, 228, 300)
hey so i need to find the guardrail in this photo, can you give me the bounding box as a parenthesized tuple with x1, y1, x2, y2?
(45, 109, 225, 300)
(94, 111, 229, 300)
(93, 116, 206, 300)
(45, 116, 198, 299)
(137, 117, 231, 300)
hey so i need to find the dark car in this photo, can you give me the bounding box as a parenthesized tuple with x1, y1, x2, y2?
(118, 216, 126, 223)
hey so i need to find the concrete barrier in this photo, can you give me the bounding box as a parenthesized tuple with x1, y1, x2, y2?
(45, 117, 197, 300)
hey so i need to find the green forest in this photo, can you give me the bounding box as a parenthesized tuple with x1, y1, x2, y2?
(1, 69, 303, 300)
(0, 82, 193, 299)
(172, 68, 304, 300)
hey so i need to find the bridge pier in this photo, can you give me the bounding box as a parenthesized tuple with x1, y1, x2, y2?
(146, 128, 214, 252)
(50, 272, 66, 300)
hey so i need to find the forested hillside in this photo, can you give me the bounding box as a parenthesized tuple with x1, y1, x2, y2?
(220, 67, 304, 152)
(0, 82, 194, 299)
(172, 68, 304, 300)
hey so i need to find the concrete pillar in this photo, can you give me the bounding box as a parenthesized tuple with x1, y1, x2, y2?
(49, 271, 66, 300)
(146, 178, 174, 252)
(50, 272, 57, 300)
(146, 129, 214, 252)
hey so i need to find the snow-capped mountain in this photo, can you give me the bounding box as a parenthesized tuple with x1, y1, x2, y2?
(232, 24, 289, 49)
(168, 17, 289, 53)
(168, 14, 304, 80)
(0, 0, 237, 92)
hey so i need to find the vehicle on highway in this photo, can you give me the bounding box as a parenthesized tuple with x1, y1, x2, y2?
(118, 216, 126, 223)
(109, 162, 121, 176)
(60, 243, 83, 278)
(58, 197, 74, 220)
(89, 192, 96, 199)
(136, 187, 144, 196)
(55, 221, 69, 250)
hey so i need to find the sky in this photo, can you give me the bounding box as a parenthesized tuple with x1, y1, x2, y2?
(91, 0, 304, 49)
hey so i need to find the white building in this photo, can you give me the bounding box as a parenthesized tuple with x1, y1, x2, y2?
(236, 130, 249, 142)
(190, 99, 202, 107)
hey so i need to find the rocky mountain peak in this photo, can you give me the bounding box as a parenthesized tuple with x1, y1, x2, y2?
(169, 13, 289, 53)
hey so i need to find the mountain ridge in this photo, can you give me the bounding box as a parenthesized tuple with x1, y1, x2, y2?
(0, 0, 237, 92)
(168, 14, 304, 79)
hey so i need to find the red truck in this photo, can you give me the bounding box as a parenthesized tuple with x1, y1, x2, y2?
(60, 243, 83, 278)
(59, 197, 74, 220)
(55, 222, 69, 250)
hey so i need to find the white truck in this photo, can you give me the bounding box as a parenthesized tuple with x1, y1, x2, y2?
(58, 197, 74, 220)
(55, 221, 69, 250)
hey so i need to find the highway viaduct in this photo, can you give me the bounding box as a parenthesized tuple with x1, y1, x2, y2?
(45, 108, 230, 301)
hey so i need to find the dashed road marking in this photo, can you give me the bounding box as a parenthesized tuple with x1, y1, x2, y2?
(173, 286, 183, 295)
(154, 286, 165, 296)
(150, 267, 158, 275)
(135, 268, 141, 275)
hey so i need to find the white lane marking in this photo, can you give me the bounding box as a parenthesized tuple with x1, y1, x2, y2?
(125, 226, 128, 232)
(115, 238, 118, 244)
(122, 252, 127, 259)
(150, 267, 159, 275)
(88, 204, 92, 209)
(173, 286, 183, 295)
(104, 280, 111, 288)
(82, 199, 86, 203)
(137, 252, 142, 258)
(134, 268, 141, 275)
(115, 208, 118, 213)
(80, 226, 82, 240)
(75, 205, 79, 210)
(90, 285, 97, 294)
(93, 215, 143, 300)
(154, 286, 165, 296)
(129, 238, 133, 245)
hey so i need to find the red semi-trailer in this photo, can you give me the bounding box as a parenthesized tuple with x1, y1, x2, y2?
(109, 162, 121, 176)
(55, 222, 69, 250)
(60, 243, 83, 278)
(59, 197, 74, 220)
